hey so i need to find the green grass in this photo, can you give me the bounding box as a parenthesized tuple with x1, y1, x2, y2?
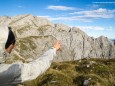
(23, 58, 115, 86)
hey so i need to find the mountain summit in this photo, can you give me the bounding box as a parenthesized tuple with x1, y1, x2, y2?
(0, 14, 114, 62)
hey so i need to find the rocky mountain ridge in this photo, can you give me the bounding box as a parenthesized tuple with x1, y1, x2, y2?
(0, 14, 115, 62)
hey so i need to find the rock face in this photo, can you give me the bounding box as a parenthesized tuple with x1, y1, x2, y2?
(0, 14, 115, 62)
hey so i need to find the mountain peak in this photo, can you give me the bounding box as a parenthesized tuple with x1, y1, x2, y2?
(0, 14, 114, 62)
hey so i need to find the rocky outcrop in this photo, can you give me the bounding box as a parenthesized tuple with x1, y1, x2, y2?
(0, 14, 115, 62)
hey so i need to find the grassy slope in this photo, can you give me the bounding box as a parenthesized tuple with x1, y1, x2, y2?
(23, 58, 115, 86)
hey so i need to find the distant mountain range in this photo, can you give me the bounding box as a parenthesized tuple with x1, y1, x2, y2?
(0, 14, 115, 62)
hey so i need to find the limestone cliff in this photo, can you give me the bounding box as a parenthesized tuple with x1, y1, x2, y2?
(0, 14, 114, 62)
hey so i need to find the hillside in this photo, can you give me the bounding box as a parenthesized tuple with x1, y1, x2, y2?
(23, 58, 115, 86)
(0, 14, 115, 86)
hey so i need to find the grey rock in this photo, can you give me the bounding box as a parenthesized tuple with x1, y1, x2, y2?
(0, 14, 115, 62)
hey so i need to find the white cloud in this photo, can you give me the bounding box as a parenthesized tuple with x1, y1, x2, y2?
(38, 16, 51, 18)
(76, 26, 105, 31)
(38, 15, 92, 22)
(70, 8, 115, 18)
(92, 4, 99, 8)
(54, 0, 60, 1)
(50, 16, 91, 22)
(17, 6, 23, 8)
(76, 26, 114, 31)
(93, 2, 115, 4)
(38, 8, 115, 22)
(38, 16, 114, 32)
(47, 5, 76, 10)
(106, 26, 113, 31)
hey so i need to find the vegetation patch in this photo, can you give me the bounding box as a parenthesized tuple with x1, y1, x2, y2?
(22, 58, 115, 86)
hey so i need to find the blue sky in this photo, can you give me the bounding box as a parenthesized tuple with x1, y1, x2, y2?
(0, 0, 115, 39)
